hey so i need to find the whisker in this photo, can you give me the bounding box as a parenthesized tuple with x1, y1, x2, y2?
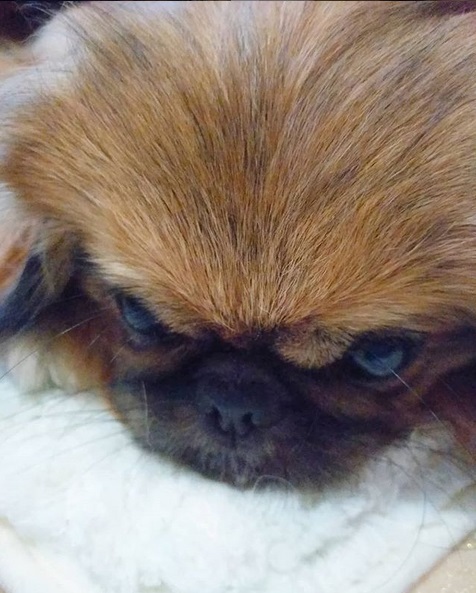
(142, 380, 152, 449)
(78, 441, 146, 480)
(3, 428, 132, 480)
(389, 368, 417, 394)
(109, 343, 129, 363)
(251, 474, 297, 493)
(0, 313, 103, 382)
(87, 327, 109, 350)
(388, 369, 455, 434)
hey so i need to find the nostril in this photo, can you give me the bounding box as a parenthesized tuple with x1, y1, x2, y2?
(207, 406, 225, 432)
(237, 412, 254, 436)
(206, 405, 256, 438)
(241, 412, 253, 427)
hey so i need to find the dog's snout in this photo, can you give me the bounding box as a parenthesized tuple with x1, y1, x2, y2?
(198, 389, 264, 437)
(194, 353, 286, 438)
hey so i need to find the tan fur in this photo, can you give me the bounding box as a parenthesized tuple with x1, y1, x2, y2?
(0, 1, 475, 487)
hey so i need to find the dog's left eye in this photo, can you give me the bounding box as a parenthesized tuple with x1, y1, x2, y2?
(116, 294, 173, 342)
(347, 336, 417, 379)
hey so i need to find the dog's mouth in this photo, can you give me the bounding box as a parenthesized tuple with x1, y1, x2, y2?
(109, 366, 401, 490)
(176, 443, 289, 490)
(109, 377, 298, 488)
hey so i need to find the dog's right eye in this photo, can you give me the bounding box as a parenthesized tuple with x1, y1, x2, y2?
(115, 293, 176, 343)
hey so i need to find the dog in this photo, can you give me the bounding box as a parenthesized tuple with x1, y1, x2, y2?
(0, 0, 475, 489)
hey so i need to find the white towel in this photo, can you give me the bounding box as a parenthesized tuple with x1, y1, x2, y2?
(0, 377, 474, 593)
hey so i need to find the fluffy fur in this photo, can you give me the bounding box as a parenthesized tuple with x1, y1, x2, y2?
(0, 376, 474, 593)
(0, 1, 475, 489)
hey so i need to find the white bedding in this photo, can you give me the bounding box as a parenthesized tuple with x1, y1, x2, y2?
(0, 376, 474, 593)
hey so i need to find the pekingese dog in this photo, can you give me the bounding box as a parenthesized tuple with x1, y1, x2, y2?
(0, 0, 475, 489)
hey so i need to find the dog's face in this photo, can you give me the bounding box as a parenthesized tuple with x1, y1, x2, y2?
(0, 1, 475, 489)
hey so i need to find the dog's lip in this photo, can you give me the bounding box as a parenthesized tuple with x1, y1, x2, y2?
(179, 443, 273, 488)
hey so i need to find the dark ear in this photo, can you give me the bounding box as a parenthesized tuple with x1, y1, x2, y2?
(425, 1, 476, 15)
(429, 364, 476, 457)
(0, 1, 87, 41)
(391, 0, 476, 18)
(0, 221, 73, 334)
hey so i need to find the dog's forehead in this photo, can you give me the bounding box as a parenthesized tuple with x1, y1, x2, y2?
(6, 0, 476, 332)
(67, 9, 474, 332)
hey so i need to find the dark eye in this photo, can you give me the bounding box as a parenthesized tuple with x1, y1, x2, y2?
(116, 293, 175, 343)
(346, 335, 419, 379)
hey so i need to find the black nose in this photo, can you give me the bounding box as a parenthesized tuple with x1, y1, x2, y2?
(194, 353, 287, 438)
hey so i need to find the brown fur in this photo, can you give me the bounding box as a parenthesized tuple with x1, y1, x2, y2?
(1, 1, 475, 488)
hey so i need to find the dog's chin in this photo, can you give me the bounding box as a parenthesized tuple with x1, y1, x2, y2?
(109, 382, 402, 490)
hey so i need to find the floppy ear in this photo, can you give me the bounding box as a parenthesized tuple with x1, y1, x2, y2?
(421, 1, 476, 16)
(429, 365, 476, 456)
(0, 222, 39, 333)
(391, 0, 476, 20)
(0, 2, 82, 335)
(0, 1, 87, 41)
(0, 211, 73, 335)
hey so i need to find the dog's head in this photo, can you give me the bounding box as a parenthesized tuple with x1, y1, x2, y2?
(1, 1, 475, 488)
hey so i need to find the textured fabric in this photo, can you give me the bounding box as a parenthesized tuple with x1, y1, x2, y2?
(0, 376, 474, 593)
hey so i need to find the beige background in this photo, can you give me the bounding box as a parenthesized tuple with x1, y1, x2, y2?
(412, 533, 476, 593)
